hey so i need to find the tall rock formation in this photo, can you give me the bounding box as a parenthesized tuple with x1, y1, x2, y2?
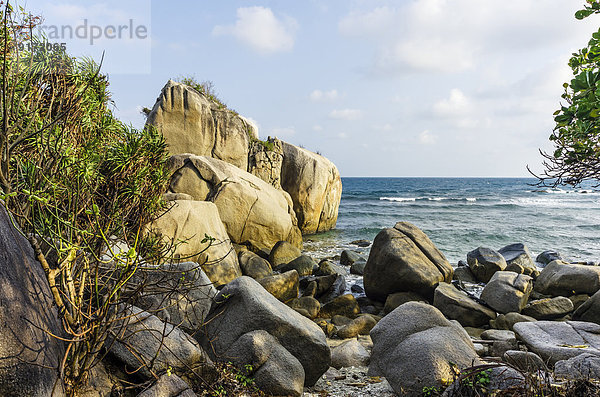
(146, 80, 342, 235)
(146, 80, 256, 170)
(281, 142, 342, 234)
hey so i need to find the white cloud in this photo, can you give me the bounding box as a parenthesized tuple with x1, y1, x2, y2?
(433, 89, 472, 117)
(213, 7, 297, 54)
(338, 1, 595, 75)
(313, 125, 323, 131)
(329, 109, 362, 121)
(310, 89, 339, 101)
(270, 126, 296, 139)
(418, 130, 436, 145)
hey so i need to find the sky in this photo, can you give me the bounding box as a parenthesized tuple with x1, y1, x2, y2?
(20, 0, 600, 177)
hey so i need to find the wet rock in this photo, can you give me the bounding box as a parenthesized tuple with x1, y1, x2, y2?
(536, 250, 563, 266)
(350, 260, 367, 276)
(340, 250, 366, 266)
(453, 266, 478, 283)
(498, 243, 536, 275)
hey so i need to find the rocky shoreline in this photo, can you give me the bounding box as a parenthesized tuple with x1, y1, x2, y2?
(2, 79, 600, 397)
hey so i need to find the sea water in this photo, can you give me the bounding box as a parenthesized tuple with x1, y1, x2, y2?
(303, 177, 600, 266)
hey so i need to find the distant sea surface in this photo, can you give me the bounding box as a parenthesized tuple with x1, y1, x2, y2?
(303, 177, 600, 265)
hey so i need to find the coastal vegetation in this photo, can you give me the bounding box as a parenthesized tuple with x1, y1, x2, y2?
(536, 0, 600, 187)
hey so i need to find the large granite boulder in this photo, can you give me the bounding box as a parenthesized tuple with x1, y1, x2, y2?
(513, 321, 600, 365)
(146, 80, 255, 170)
(202, 277, 330, 386)
(280, 142, 342, 234)
(535, 260, 600, 296)
(364, 222, 453, 302)
(433, 282, 496, 327)
(132, 262, 217, 334)
(109, 306, 212, 380)
(148, 200, 241, 287)
(369, 302, 479, 395)
(480, 271, 533, 314)
(223, 330, 304, 397)
(0, 204, 66, 396)
(168, 154, 302, 251)
(467, 247, 507, 282)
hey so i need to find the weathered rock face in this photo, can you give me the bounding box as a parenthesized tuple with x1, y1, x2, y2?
(0, 204, 65, 397)
(331, 339, 370, 369)
(555, 353, 600, 380)
(535, 260, 600, 296)
(248, 137, 284, 189)
(148, 199, 241, 287)
(146, 80, 255, 170)
(202, 277, 330, 386)
(364, 222, 453, 302)
(514, 321, 600, 365)
(280, 142, 342, 234)
(168, 154, 302, 251)
(369, 302, 479, 395)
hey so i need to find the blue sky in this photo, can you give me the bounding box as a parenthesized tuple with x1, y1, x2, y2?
(23, 0, 600, 177)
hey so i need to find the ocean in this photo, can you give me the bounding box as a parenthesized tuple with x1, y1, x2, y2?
(303, 177, 600, 266)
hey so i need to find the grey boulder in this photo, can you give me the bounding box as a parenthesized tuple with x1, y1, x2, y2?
(467, 247, 507, 283)
(108, 306, 212, 380)
(480, 271, 533, 314)
(514, 321, 600, 365)
(554, 353, 600, 380)
(0, 204, 66, 397)
(433, 282, 496, 327)
(498, 243, 536, 275)
(137, 374, 196, 397)
(132, 262, 217, 334)
(202, 276, 330, 386)
(369, 302, 479, 395)
(238, 250, 272, 279)
(331, 339, 370, 369)
(223, 330, 304, 397)
(535, 260, 600, 296)
(522, 297, 574, 320)
(574, 289, 600, 324)
(364, 222, 453, 302)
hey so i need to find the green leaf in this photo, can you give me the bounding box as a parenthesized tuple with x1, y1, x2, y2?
(576, 9, 595, 20)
